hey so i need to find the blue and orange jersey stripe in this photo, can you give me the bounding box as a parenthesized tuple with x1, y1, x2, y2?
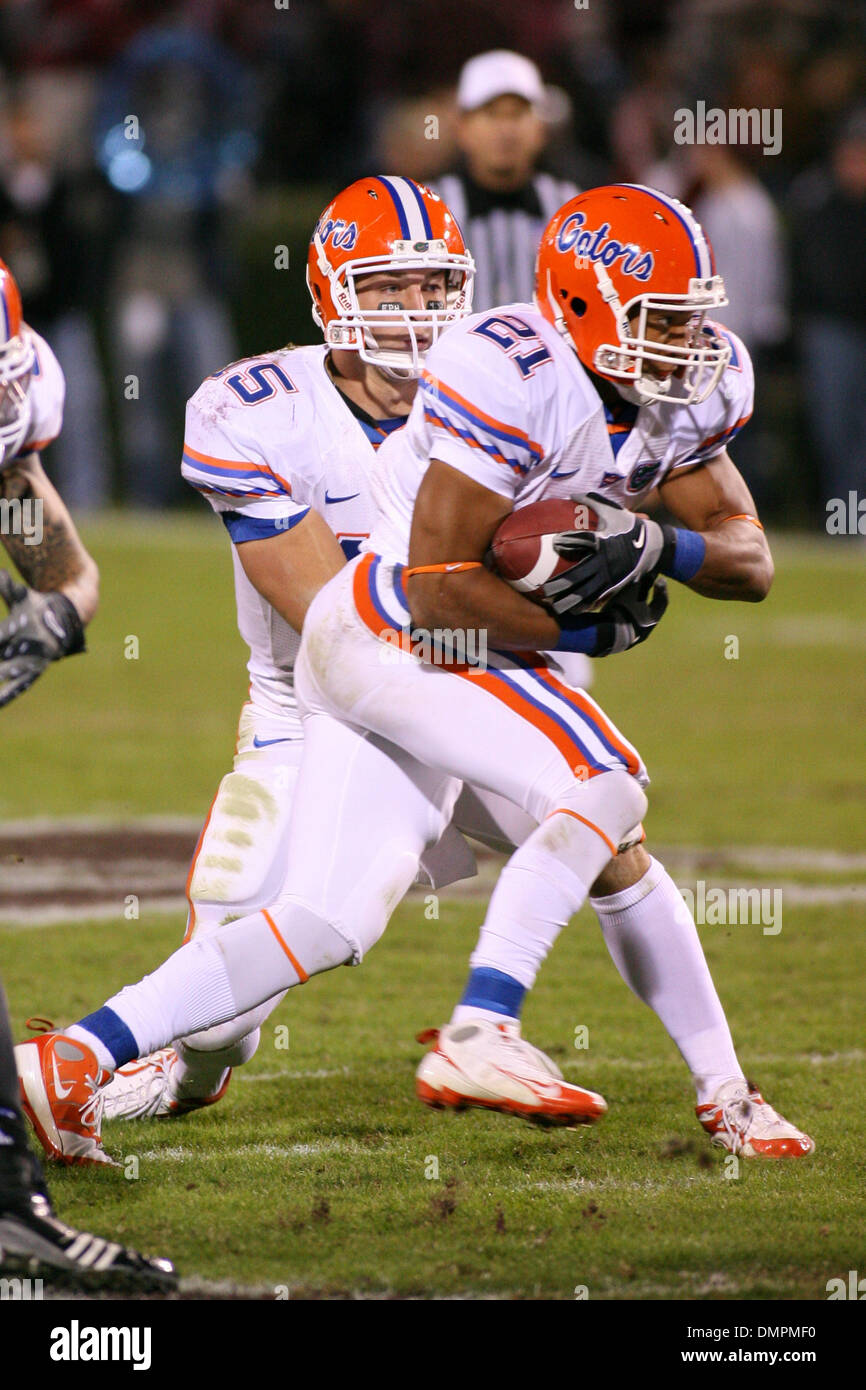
(518, 661, 641, 776)
(423, 404, 527, 474)
(692, 413, 752, 456)
(352, 556, 632, 783)
(182, 442, 293, 497)
(421, 372, 544, 466)
(352, 553, 414, 654)
(455, 663, 601, 780)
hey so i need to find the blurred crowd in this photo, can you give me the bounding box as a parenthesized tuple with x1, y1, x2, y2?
(0, 0, 863, 524)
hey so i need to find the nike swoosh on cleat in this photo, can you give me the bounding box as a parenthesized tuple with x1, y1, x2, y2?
(324, 491, 360, 505)
(51, 1054, 74, 1100)
(493, 1070, 570, 1099)
(252, 735, 293, 748)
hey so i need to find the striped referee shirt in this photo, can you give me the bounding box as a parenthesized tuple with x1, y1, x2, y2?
(434, 169, 578, 310)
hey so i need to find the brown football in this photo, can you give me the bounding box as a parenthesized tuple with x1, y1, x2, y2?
(488, 499, 601, 602)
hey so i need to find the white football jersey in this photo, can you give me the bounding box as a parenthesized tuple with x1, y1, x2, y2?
(368, 303, 754, 563)
(182, 344, 392, 723)
(21, 327, 65, 455)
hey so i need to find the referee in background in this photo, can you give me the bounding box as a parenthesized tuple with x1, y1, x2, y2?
(435, 50, 578, 311)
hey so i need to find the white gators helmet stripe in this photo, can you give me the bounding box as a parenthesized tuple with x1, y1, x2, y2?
(372, 175, 435, 242)
(614, 184, 716, 280)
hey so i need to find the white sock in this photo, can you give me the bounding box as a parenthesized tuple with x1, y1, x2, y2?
(469, 812, 617, 988)
(450, 1005, 517, 1027)
(71, 902, 351, 1067)
(591, 856, 745, 1104)
(102, 937, 240, 1062)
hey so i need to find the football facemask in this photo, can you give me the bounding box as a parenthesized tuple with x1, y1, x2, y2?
(0, 258, 34, 466)
(307, 176, 474, 379)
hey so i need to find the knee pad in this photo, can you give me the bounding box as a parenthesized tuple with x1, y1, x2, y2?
(178, 1025, 261, 1070)
(179, 984, 287, 1056)
(187, 764, 299, 931)
(555, 771, 648, 858)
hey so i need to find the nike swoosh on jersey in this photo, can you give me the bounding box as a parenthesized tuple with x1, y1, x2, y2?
(252, 735, 293, 748)
(324, 491, 360, 504)
(632, 531, 646, 550)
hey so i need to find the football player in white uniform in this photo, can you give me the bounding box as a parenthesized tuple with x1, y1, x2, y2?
(0, 259, 176, 1287)
(18, 187, 812, 1164)
(97, 176, 477, 1121)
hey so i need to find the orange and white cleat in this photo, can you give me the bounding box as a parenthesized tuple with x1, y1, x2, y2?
(15, 1032, 115, 1167)
(415, 1019, 607, 1127)
(696, 1079, 815, 1158)
(101, 1047, 231, 1121)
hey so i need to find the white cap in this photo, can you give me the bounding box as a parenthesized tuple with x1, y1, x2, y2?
(456, 50, 546, 113)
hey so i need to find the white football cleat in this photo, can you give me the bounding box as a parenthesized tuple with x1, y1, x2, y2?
(415, 1019, 607, 1126)
(101, 1048, 231, 1121)
(696, 1079, 815, 1158)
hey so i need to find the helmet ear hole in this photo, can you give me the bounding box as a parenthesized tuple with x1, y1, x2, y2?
(570, 297, 587, 318)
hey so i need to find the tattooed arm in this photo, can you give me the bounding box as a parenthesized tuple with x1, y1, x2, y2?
(0, 451, 98, 621)
(0, 452, 98, 707)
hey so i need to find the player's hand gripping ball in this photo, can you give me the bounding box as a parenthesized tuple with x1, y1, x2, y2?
(487, 499, 603, 607)
(489, 493, 666, 617)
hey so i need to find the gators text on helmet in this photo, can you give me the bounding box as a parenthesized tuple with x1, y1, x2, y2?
(535, 183, 730, 406)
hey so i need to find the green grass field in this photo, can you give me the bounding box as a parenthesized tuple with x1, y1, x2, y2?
(3, 514, 865, 1299)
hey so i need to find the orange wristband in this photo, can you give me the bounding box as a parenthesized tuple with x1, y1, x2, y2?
(404, 562, 484, 577)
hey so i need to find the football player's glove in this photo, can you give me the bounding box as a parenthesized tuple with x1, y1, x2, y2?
(0, 570, 85, 708)
(542, 493, 669, 616)
(559, 575, 669, 658)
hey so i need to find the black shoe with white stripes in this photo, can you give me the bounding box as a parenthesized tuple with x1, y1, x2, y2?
(0, 1137, 177, 1292)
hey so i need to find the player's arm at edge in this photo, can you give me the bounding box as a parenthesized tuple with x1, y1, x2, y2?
(0, 451, 98, 622)
(407, 459, 561, 650)
(659, 450, 773, 602)
(234, 506, 346, 632)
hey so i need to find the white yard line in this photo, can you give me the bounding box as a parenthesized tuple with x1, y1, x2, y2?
(0, 897, 187, 927)
(131, 1140, 365, 1162)
(235, 1067, 350, 1083)
(2, 820, 866, 925)
(562, 1048, 866, 1071)
(4, 880, 866, 926)
(0, 815, 202, 835)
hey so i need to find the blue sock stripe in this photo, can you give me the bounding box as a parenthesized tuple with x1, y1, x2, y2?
(75, 1007, 139, 1069)
(460, 967, 526, 1018)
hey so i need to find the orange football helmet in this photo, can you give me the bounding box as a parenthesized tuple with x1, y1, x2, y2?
(307, 175, 474, 377)
(535, 184, 730, 405)
(0, 258, 35, 466)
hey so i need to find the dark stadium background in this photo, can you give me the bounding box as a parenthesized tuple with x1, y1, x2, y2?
(0, 0, 863, 525)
